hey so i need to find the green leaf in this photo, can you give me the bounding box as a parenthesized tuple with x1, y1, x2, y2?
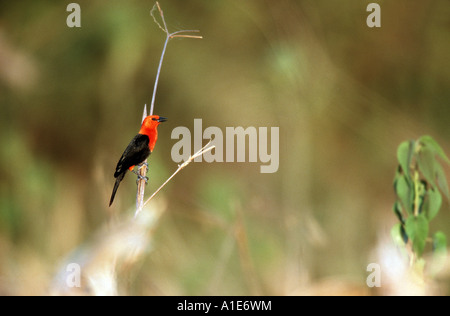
(419, 135, 450, 164)
(424, 187, 442, 221)
(436, 162, 450, 200)
(397, 140, 414, 181)
(391, 223, 406, 247)
(405, 215, 429, 257)
(417, 146, 437, 188)
(393, 201, 404, 223)
(430, 231, 447, 276)
(394, 174, 413, 215)
(433, 231, 447, 253)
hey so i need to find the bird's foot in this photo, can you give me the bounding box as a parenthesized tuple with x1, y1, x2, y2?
(132, 163, 149, 184)
(131, 168, 146, 175)
(131, 169, 139, 176)
(136, 174, 149, 184)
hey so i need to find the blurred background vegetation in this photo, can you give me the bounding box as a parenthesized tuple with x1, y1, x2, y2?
(0, 0, 449, 295)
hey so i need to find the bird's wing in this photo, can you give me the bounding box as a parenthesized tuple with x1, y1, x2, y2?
(114, 134, 151, 178)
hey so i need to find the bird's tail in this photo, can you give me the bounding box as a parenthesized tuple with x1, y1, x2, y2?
(109, 173, 125, 206)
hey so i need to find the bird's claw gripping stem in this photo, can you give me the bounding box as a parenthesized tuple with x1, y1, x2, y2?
(132, 163, 148, 176)
(136, 174, 149, 185)
(132, 164, 149, 184)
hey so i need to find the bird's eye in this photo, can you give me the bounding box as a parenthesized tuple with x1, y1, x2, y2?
(152, 118, 158, 121)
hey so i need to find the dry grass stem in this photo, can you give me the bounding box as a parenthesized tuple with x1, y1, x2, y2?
(134, 141, 215, 218)
(136, 1, 202, 214)
(135, 105, 149, 213)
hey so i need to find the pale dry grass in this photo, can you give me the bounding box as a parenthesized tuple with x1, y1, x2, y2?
(50, 199, 166, 295)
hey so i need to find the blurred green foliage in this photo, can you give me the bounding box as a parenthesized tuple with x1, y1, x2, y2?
(392, 136, 449, 276)
(0, 0, 449, 295)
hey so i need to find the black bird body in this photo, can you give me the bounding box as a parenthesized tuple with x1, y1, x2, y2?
(109, 134, 150, 206)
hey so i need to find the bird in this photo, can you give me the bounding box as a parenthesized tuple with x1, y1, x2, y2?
(109, 115, 167, 206)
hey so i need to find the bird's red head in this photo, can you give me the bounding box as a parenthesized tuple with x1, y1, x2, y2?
(139, 115, 167, 151)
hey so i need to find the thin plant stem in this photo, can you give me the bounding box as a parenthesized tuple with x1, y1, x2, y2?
(136, 105, 148, 212)
(149, 2, 202, 116)
(149, 34, 168, 116)
(135, 1, 202, 216)
(413, 170, 420, 217)
(135, 142, 215, 218)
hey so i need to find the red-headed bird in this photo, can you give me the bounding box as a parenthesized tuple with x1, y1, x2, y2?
(109, 115, 167, 206)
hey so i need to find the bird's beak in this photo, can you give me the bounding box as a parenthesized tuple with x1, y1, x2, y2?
(157, 117, 168, 123)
